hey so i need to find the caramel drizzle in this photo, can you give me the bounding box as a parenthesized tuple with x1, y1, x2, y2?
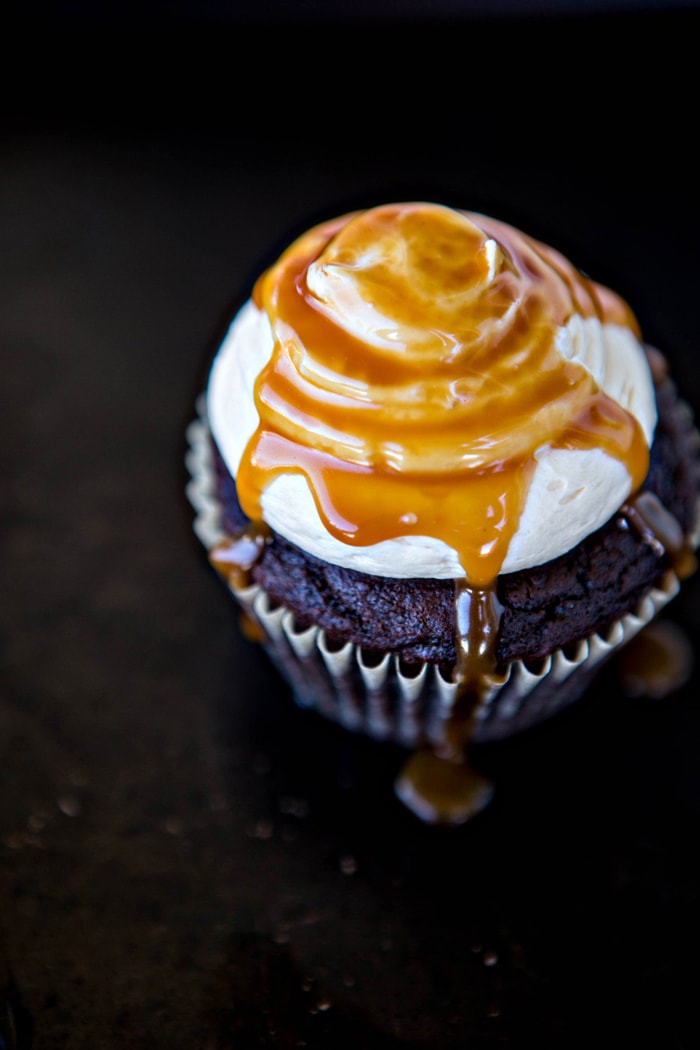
(237, 206, 649, 589)
(208, 525, 267, 591)
(622, 490, 696, 580)
(440, 581, 506, 758)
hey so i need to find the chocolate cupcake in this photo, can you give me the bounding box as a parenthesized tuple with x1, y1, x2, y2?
(186, 202, 700, 824)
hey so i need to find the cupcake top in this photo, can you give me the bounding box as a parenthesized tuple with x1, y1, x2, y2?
(207, 202, 657, 588)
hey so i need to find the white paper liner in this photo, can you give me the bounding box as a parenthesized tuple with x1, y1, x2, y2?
(186, 397, 692, 746)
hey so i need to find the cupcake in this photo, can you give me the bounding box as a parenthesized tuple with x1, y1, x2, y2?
(186, 202, 700, 824)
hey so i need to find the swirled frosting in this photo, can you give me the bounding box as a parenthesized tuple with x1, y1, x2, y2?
(207, 202, 657, 586)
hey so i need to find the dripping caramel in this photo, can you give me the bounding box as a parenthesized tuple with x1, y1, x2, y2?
(622, 490, 697, 580)
(209, 526, 267, 591)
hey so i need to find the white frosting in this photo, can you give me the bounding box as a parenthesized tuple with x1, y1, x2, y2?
(207, 297, 658, 579)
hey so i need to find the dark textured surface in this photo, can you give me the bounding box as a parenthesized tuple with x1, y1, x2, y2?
(3, 9, 700, 1049)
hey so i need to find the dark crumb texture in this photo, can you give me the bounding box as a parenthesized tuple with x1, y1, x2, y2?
(210, 356, 699, 669)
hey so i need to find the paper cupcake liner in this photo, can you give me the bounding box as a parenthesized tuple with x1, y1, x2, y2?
(222, 573, 679, 746)
(186, 396, 685, 746)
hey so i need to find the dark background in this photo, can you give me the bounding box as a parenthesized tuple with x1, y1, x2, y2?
(3, 4, 700, 1048)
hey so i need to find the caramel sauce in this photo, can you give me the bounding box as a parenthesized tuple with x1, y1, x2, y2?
(215, 204, 687, 823)
(622, 490, 697, 580)
(237, 204, 649, 588)
(209, 529, 271, 644)
(209, 527, 267, 591)
(397, 582, 509, 824)
(394, 747, 495, 826)
(615, 618, 693, 700)
(440, 582, 507, 753)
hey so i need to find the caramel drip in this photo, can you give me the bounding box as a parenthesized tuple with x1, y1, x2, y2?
(394, 748, 495, 826)
(615, 619, 693, 700)
(396, 582, 507, 825)
(454, 582, 504, 688)
(443, 582, 506, 752)
(622, 490, 696, 579)
(209, 525, 267, 591)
